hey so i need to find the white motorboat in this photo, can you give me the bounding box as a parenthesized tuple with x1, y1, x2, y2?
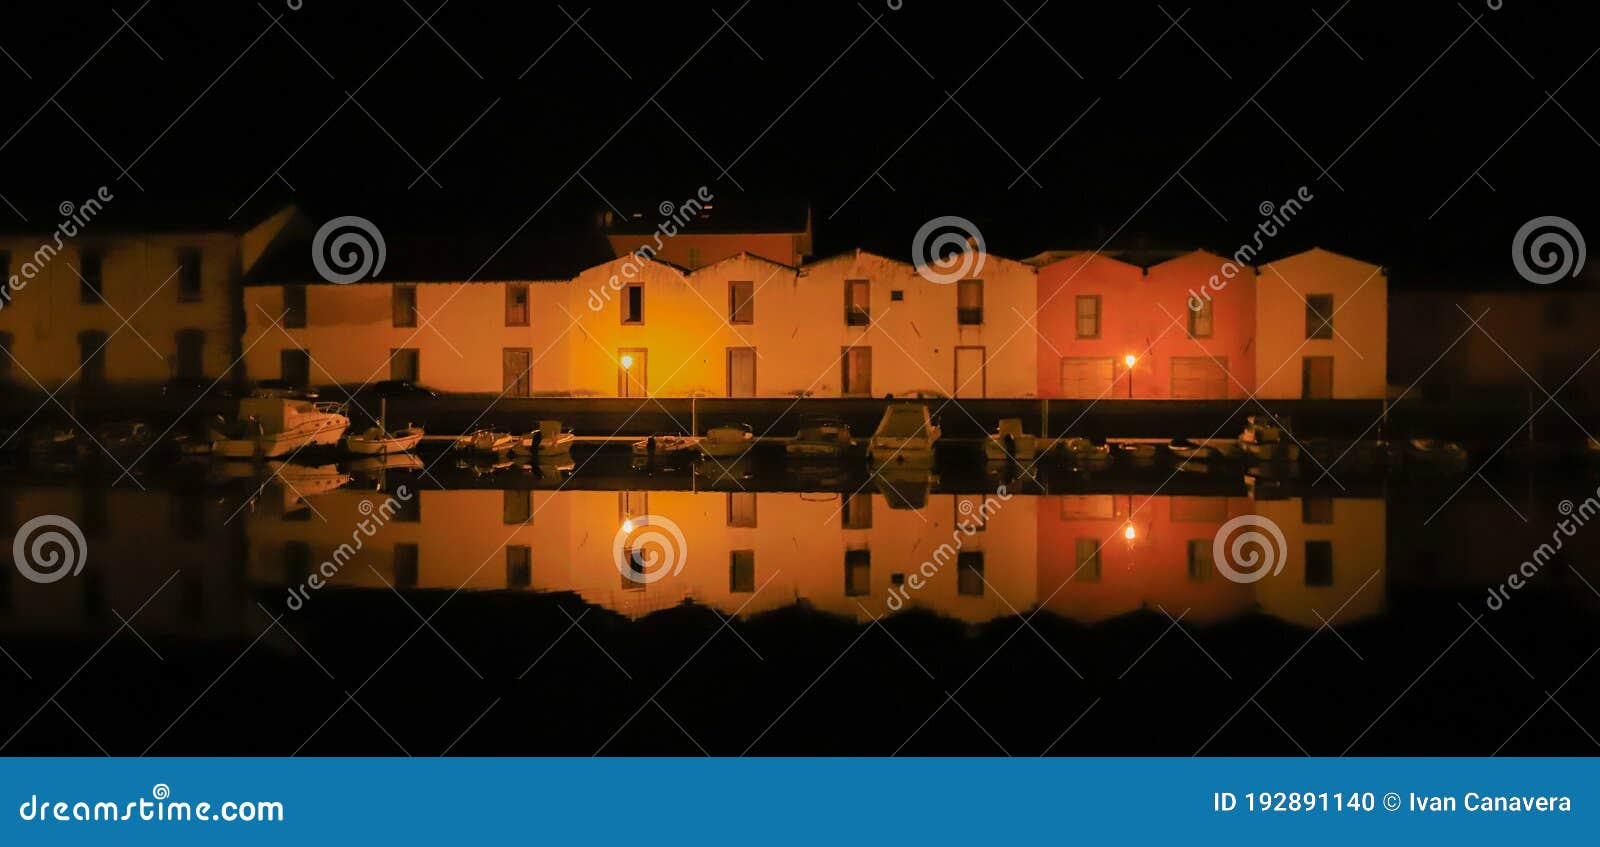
(346, 424, 425, 455)
(1118, 442, 1158, 464)
(983, 418, 1038, 462)
(211, 398, 349, 459)
(868, 403, 940, 467)
(699, 423, 754, 458)
(266, 460, 352, 497)
(514, 420, 575, 457)
(632, 434, 700, 456)
(786, 419, 854, 460)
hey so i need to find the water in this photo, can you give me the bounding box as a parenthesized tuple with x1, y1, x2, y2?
(1, 447, 1597, 755)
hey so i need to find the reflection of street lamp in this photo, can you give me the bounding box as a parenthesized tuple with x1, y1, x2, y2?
(1123, 523, 1136, 540)
(1124, 354, 1137, 398)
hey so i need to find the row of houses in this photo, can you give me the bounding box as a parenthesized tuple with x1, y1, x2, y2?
(1, 202, 1579, 408)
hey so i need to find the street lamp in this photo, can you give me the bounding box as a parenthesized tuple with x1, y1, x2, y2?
(620, 354, 634, 370)
(1124, 354, 1137, 398)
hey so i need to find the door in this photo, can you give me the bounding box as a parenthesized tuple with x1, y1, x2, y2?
(842, 347, 872, 396)
(726, 347, 756, 397)
(503, 348, 531, 397)
(1171, 356, 1229, 398)
(1302, 356, 1334, 399)
(618, 348, 647, 397)
(389, 348, 420, 383)
(954, 346, 986, 398)
(1059, 357, 1114, 398)
(280, 349, 310, 387)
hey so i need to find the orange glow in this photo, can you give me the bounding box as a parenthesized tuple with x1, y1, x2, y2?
(1123, 523, 1136, 540)
(620, 354, 634, 370)
(1123, 354, 1137, 368)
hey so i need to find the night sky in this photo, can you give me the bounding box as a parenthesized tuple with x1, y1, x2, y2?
(0, 0, 1593, 285)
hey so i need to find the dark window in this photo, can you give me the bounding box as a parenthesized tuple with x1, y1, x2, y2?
(957, 279, 983, 325)
(78, 330, 108, 387)
(729, 280, 754, 324)
(280, 349, 310, 387)
(1302, 497, 1334, 524)
(1075, 295, 1101, 338)
(79, 250, 103, 303)
(283, 285, 307, 328)
(503, 490, 531, 524)
(506, 283, 529, 326)
(1305, 541, 1334, 586)
(507, 546, 532, 588)
(1306, 294, 1334, 340)
(393, 285, 417, 328)
(844, 549, 871, 596)
(957, 551, 984, 596)
(622, 283, 644, 324)
(727, 492, 757, 528)
(1188, 297, 1214, 338)
(390, 348, 419, 383)
(889, 289, 904, 302)
(175, 330, 205, 380)
(1187, 540, 1214, 581)
(846, 279, 870, 326)
(1074, 538, 1101, 582)
(177, 248, 202, 302)
(729, 549, 755, 593)
(393, 544, 419, 588)
(842, 493, 873, 529)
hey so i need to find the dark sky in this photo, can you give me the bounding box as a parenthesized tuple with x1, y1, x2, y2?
(0, 0, 1593, 286)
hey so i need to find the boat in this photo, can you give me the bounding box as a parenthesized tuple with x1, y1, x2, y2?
(868, 403, 940, 467)
(983, 418, 1038, 462)
(345, 424, 425, 455)
(349, 452, 425, 475)
(786, 418, 854, 460)
(456, 429, 517, 454)
(1404, 438, 1468, 471)
(27, 426, 78, 455)
(211, 398, 350, 459)
(266, 461, 352, 497)
(1239, 416, 1301, 463)
(1117, 442, 1158, 465)
(94, 421, 152, 458)
(1060, 436, 1113, 469)
(632, 434, 700, 456)
(699, 423, 754, 458)
(875, 467, 937, 510)
(513, 420, 575, 457)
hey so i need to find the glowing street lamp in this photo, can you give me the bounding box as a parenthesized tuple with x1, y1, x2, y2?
(620, 354, 634, 370)
(1124, 354, 1137, 398)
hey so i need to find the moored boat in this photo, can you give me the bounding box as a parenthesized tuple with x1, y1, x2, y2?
(868, 403, 940, 467)
(984, 418, 1038, 462)
(211, 398, 349, 459)
(632, 434, 700, 455)
(699, 423, 754, 458)
(513, 420, 575, 457)
(786, 418, 854, 460)
(345, 424, 425, 455)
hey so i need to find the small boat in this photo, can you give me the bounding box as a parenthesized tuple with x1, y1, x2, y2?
(984, 418, 1038, 462)
(1117, 442, 1158, 464)
(345, 424, 425, 455)
(27, 427, 78, 455)
(868, 403, 940, 467)
(1405, 438, 1468, 471)
(94, 421, 152, 458)
(1240, 416, 1300, 463)
(632, 434, 700, 456)
(457, 429, 517, 454)
(699, 423, 754, 458)
(211, 398, 349, 459)
(266, 461, 352, 496)
(787, 418, 854, 460)
(1060, 436, 1113, 469)
(350, 452, 424, 475)
(513, 420, 575, 457)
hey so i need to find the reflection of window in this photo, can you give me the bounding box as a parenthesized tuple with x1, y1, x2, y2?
(843, 493, 873, 529)
(1187, 540, 1214, 581)
(283, 285, 307, 328)
(503, 490, 531, 524)
(1306, 294, 1334, 339)
(393, 493, 421, 523)
(178, 248, 203, 302)
(1059, 495, 1115, 520)
(1074, 538, 1101, 582)
(730, 550, 755, 593)
(957, 552, 984, 596)
(1305, 541, 1334, 586)
(619, 491, 648, 521)
(507, 546, 531, 588)
(844, 549, 871, 596)
(393, 543, 419, 588)
(957, 279, 983, 325)
(846, 279, 870, 326)
(1302, 497, 1333, 524)
(621, 547, 647, 590)
(1075, 295, 1101, 338)
(727, 492, 757, 527)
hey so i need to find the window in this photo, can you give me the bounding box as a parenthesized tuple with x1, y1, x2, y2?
(1306, 294, 1334, 339)
(841, 346, 872, 396)
(506, 283, 529, 326)
(729, 280, 754, 324)
(957, 552, 984, 596)
(175, 330, 205, 380)
(283, 285, 307, 328)
(957, 279, 983, 325)
(1305, 540, 1334, 586)
(507, 546, 531, 588)
(1074, 538, 1101, 582)
(280, 349, 310, 388)
(393, 285, 417, 328)
(845, 279, 870, 326)
(503, 490, 531, 524)
(79, 249, 103, 303)
(78, 330, 107, 386)
(1302, 497, 1334, 524)
(890, 289, 904, 302)
(622, 283, 644, 324)
(727, 492, 757, 528)
(1075, 295, 1101, 338)
(178, 248, 202, 302)
(393, 544, 419, 589)
(390, 348, 419, 382)
(1187, 540, 1214, 581)
(1188, 297, 1213, 337)
(729, 550, 755, 593)
(844, 549, 871, 596)
(842, 493, 873, 529)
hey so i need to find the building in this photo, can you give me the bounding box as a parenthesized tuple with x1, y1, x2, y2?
(1254, 248, 1388, 400)
(603, 204, 813, 269)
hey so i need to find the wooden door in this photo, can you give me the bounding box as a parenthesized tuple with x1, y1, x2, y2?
(954, 346, 986, 398)
(1302, 356, 1334, 399)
